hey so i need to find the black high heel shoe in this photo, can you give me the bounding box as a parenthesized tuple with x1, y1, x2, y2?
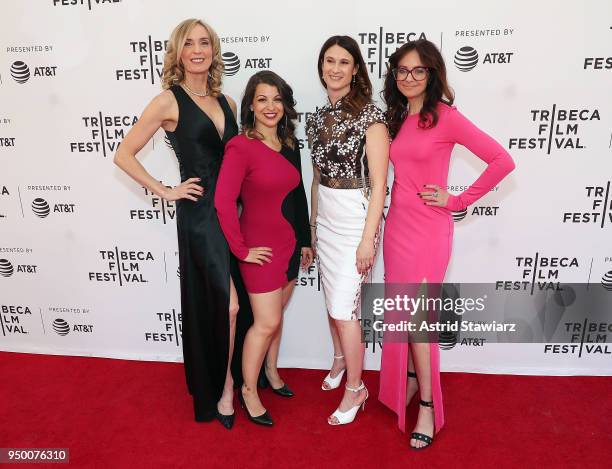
(238, 390, 273, 426)
(410, 399, 435, 450)
(215, 410, 235, 430)
(270, 383, 294, 398)
(261, 367, 294, 397)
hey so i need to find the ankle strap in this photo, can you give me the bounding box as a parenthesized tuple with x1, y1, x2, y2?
(345, 381, 365, 393)
(419, 399, 434, 408)
(333, 354, 344, 359)
(407, 371, 417, 379)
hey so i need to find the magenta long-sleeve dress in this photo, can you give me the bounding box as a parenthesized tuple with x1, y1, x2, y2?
(379, 102, 515, 434)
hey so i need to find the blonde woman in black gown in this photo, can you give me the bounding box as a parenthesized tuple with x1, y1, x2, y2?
(114, 18, 252, 429)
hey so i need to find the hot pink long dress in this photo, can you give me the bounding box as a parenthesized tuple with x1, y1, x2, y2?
(379, 102, 515, 434)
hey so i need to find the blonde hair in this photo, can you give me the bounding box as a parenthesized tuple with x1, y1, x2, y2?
(161, 18, 224, 96)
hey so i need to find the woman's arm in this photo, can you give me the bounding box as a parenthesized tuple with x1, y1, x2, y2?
(437, 108, 514, 211)
(214, 140, 250, 260)
(357, 122, 390, 273)
(113, 90, 202, 201)
(214, 139, 273, 266)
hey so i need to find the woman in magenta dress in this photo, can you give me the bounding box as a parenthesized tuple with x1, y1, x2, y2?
(378, 39, 515, 449)
(214, 71, 313, 426)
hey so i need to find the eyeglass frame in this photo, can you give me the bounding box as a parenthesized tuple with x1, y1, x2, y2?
(391, 66, 431, 82)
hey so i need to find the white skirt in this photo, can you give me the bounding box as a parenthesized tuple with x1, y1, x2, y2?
(315, 185, 379, 320)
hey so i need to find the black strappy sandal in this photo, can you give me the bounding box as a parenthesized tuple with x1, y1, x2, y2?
(410, 399, 434, 450)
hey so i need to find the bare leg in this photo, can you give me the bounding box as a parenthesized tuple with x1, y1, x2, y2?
(327, 317, 367, 424)
(264, 281, 295, 388)
(241, 288, 283, 416)
(321, 313, 346, 390)
(218, 276, 239, 415)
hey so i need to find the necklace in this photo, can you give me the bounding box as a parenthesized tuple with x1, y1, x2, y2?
(182, 83, 209, 97)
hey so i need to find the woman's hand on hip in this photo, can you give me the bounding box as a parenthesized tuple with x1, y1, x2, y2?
(243, 247, 273, 265)
(418, 184, 449, 207)
(163, 177, 204, 202)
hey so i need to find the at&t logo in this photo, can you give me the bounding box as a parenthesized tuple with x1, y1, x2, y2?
(0, 258, 37, 277)
(508, 106, 600, 154)
(562, 182, 612, 228)
(52, 318, 93, 336)
(453, 46, 514, 72)
(30, 197, 76, 218)
(222, 52, 271, 76)
(358, 28, 427, 78)
(222, 52, 240, 76)
(9, 61, 57, 84)
(452, 206, 500, 222)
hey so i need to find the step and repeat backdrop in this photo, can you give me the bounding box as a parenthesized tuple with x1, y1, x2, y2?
(1, 0, 611, 375)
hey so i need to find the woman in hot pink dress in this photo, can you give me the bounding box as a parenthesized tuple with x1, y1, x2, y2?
(378, 39, 515, 449)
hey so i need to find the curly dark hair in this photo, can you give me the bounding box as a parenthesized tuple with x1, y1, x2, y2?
(383, 39, 454, 138)
(240, 70, 298, 148)
(317, 35, 372, 116)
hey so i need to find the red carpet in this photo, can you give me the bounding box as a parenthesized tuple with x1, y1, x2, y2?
(1, 351, 610, 469)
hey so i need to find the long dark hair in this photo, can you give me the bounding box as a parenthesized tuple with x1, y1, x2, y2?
(383, 39, 454, 137)
(240, 70, 297, 148)
(317, 35, 372, 116)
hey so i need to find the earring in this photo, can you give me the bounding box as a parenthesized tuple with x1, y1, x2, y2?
(252, 111, 256, 128)
(351, 75, 356, 86)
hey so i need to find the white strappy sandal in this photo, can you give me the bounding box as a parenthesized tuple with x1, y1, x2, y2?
(328, 381, 368, 426)
(321, 354, 346, 391)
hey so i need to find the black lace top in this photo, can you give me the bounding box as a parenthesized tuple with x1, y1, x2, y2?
(305, 98, 386, 180)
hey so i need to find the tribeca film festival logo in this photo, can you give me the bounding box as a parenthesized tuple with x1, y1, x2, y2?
(583, 26, 612, 71)
(115, 37, 167, 84)
(544, 321, 611, 358)
(0, 304, 34, 336)
(130, 185, 175, 224)
(88, 247, 156, 285)
(26, 184, 75, 219)
(145, 310, 182, 346)
(563, 181, 612, 228)
(358, 28, 427, 78)
(52, 0, 121, 10)
(495, 253, 580, 294)
(295, 264, 322, 291)
(453, 27, 515, 72)
(508, 105, 600, 155)
(70, 113, 138, 157)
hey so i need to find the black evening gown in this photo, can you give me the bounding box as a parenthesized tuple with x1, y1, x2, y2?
(165, 85, 252, 422)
